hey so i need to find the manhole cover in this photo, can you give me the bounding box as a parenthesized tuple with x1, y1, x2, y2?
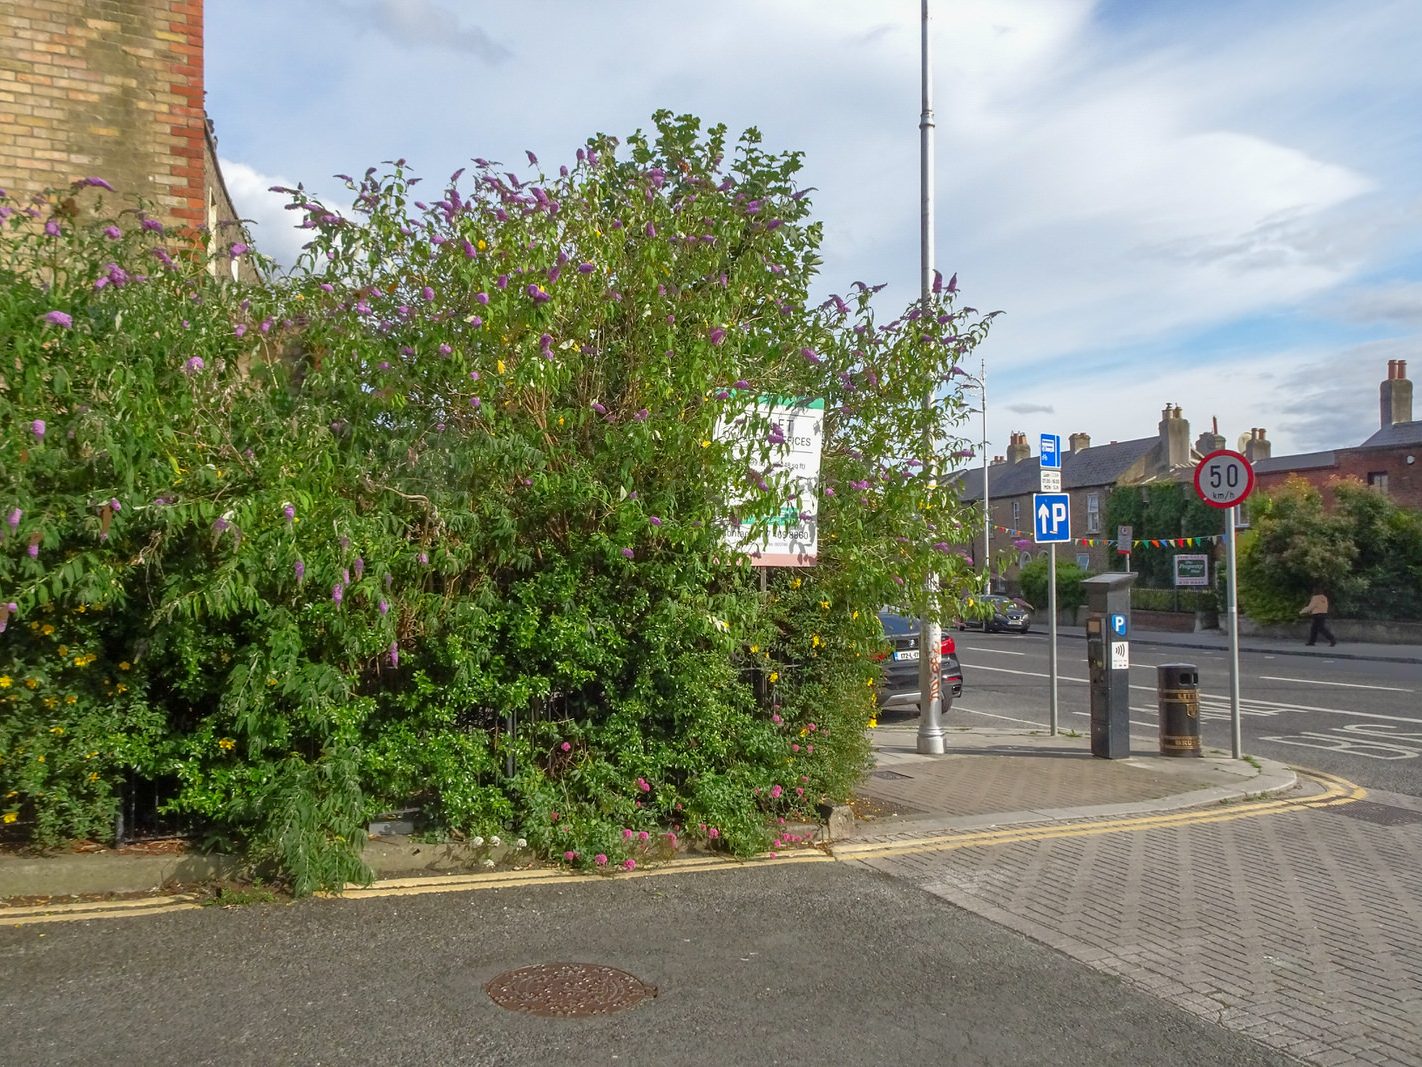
(871, 769, 912, 780)
(485, 963, 657, 1017)
(1324, 800, 1422, 827)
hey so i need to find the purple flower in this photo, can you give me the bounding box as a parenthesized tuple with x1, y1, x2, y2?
(418, 551, 429, 565)
(30, 419, 45, 439)
(283, 504, 295, 522)
(526, 283, 550, 303)
(577, 262, 595, 274)
(183, 356, 204, 375)
(233, 323, 247, 338)
(733, 379, 750, 390)
(27, 542, 39, 559)
(547, 265, 561, 283)
(709, 327, 726, 346)
(294, 559, 305, 582)
(591, 401, 606, 415)
(495, 274, 508, 290)
(80, 177, 115, 191)
(331, 583, 344, 605)
(353, 557, 365, 581)
(438, 343, 452, 356)
(379, 599, 389, 616)
(474, 291, 489, 304)
(387, 642, 399, 668)
(141, 218, 164, 233)
(109, 498, 122, 513)
(44, 219, 61, 237)
(649, 516, 662, 527)
(621, 547, 635, 559)
(213, 517, 230, 534)
(6, 508, 20, 529)
(644, 222, 657, 237)
(229, 242, 249, 257)
(103, 225, 122, 240)
(470, 395, 481, 409)
(468, 314, 483, 328)
(633, 408, 649, 422)
(801, 347, 822, 364)
(43, 311, 71, 329)
(421, 285, 435, 302)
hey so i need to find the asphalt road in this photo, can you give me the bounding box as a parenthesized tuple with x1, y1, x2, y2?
(947, 628, 1422, 797)
(0, 863, 1294, 1067)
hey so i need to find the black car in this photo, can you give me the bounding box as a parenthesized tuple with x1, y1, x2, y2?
(876, 611, 964, 713)
(957, 594, 1032, 634)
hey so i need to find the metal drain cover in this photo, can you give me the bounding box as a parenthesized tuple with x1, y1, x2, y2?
(871, 769, 912, 780)
(1324, 800, 1422, 827)
(485, 963, 657, 1017)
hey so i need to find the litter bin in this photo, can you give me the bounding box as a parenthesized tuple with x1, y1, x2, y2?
(1157, 663, 1201, 757)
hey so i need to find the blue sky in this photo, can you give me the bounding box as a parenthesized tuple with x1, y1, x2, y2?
(205, 0, 1422, 460)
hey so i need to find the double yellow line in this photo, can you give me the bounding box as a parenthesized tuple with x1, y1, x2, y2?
(0, 770, 1364, 926)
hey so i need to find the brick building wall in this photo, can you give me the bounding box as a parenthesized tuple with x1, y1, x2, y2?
(1257, 452, 1422, 511)
(0, 0, 207, 229)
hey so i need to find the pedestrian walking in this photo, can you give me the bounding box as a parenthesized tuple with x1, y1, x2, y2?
(1299, 589, 1337, 647)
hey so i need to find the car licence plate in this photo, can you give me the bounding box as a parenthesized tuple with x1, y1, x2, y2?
(893, 649, 920, 662)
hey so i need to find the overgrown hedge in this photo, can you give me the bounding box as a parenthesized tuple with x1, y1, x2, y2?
(1, 114, 994, 891)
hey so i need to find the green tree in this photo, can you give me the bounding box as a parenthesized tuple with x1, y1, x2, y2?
(1, 113, 995, 889)
(1017, 555, 1088, 615)
(1236, 477, 1357, 623)
(1105, 482, 1221, 588)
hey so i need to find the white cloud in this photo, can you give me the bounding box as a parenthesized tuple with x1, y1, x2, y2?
(217, 158, 319, 270)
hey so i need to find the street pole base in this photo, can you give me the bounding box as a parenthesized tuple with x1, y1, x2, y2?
(916, 715, 947, 755)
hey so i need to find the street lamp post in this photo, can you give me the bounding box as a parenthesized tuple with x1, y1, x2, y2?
(980, 353, 989, 595)
(915, 0, 945, 756)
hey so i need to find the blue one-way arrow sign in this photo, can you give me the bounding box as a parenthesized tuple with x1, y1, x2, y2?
(1033, 492, 1071, 543)
(1040, 433, 1062, 470)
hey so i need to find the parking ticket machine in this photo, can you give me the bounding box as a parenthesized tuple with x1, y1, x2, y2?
(1083, 572, 1136, 759)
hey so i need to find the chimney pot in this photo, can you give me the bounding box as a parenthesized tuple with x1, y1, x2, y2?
(1401, 360, 1408, 380)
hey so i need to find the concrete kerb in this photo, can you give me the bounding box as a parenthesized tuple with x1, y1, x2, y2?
(1061, 627, 1422, 666)
(1, 730, 1297, 903)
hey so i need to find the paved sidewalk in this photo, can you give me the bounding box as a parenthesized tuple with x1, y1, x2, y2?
(1054, 623, 1422, 665)
(850, 721, 1422, 1067)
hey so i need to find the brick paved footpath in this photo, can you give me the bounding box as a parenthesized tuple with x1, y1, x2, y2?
(850, 730, 1422, 1067)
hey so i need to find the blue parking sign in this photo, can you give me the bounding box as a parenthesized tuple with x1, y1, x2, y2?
(1033, 493, 1071, 543)
(1110, 613, 1128, 638)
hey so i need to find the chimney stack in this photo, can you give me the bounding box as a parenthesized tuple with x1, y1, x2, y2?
(1195, 415, 1225, 456)
(1068, 432, 1091, 453)
(1244, 427, 1272, 463)
(1382, 360, 1413, 428)
(1158, 403, 1191, 469)
(1006, 431, 1030, 465)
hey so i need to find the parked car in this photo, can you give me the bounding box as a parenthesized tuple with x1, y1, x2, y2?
(876, 611, 964, 713)
(957, 594, 1032, 634)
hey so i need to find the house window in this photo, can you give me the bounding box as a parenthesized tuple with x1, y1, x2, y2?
(1086, 492, 1101, 533)
(1011, 500, 1021, 529)
(1367, 471, 1389, 494)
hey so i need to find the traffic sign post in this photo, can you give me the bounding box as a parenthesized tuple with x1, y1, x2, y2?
(1193, 449, 1256, 760)
(1039, 434, 1062, 470)
(1033, 493, 1071, 543)
(1034, 483, 1069, 736)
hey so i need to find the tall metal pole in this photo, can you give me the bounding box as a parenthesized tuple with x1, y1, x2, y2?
(981, 354, 990, 595)
(916, 0, 945, 756)
(1048, 543, 1059, 735)
(1225, 504, 1243, 758)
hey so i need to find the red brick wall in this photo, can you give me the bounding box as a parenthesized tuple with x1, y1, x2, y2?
(0, 0, 206, 229)
(1256, 447, 1422, 511)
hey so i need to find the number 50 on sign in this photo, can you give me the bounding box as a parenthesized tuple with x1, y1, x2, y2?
(1193, 449, 1255, 509)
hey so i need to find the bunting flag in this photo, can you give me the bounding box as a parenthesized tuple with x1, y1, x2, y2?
(990, 524, 1222, 548)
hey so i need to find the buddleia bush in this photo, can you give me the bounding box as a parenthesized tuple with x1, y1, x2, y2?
(1, 112, 993, 890)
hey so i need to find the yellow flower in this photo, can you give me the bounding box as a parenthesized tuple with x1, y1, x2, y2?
(87, 772, 99, 782)
(41, 624, 54, 636)
(851, 610, 859, 620)
(218, 737, 236, 751)
(58, 645, 69, 657)
(24, 678, 37, 689)
(65, 694, 77, 704)
(867, 718, 878, 729)
(43, 696, 57, 709)
(2, 812, 17, 824)
(496, 359, 506, 375)
(768, 671, 780, 684)
(749, 644, 759, 654)
(558, 416, 565, 427)
(819, 600, 830, 611)
(0, 676, 10, 689)
(811, 634, 822, 648)
(790, 578, 801, 589)
(118, 661, 131, 671)
(50, 726, 64, 735)
(700, 439, 710, 448)
(115, 683, 127, 694)
(476, 239, 487, 251)
(36, 754, 45, 763)
(266, 677, 277, 686)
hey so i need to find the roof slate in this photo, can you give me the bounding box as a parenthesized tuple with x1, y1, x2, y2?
(1358, 421, 1422, 449)
(953, 437, 1160, 501)
(1254, 450, 1337, 474)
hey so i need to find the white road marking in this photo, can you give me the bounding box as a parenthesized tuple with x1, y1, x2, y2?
(1257, 675, 1414, 694)
(951, 705, 1044, 728)
(961, 648, 1029, 657)
(968, 663, 1089, 684)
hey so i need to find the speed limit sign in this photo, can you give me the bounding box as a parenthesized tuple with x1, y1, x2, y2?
(1194, 448, 1255, 508)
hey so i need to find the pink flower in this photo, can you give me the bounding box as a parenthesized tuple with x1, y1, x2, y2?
(707, 827, 720, 840)
(770, 784, 783, 799)
(564, 850, 577, 861)
(771, 713, 782, 724)
(550, 811, 559, 822)
(595, 853, 608, 866)
(623, 858, 636, 871)
(6, 508, 21, 529)
(791, 743, 800, 752)
(560, 741, 572, 752)
(637, 777, 650, 792)
(42, 311, 70, 329)
(623, 828, 634, 840)
(30, 419, 45, 439)
(796, 786, 805, 797)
